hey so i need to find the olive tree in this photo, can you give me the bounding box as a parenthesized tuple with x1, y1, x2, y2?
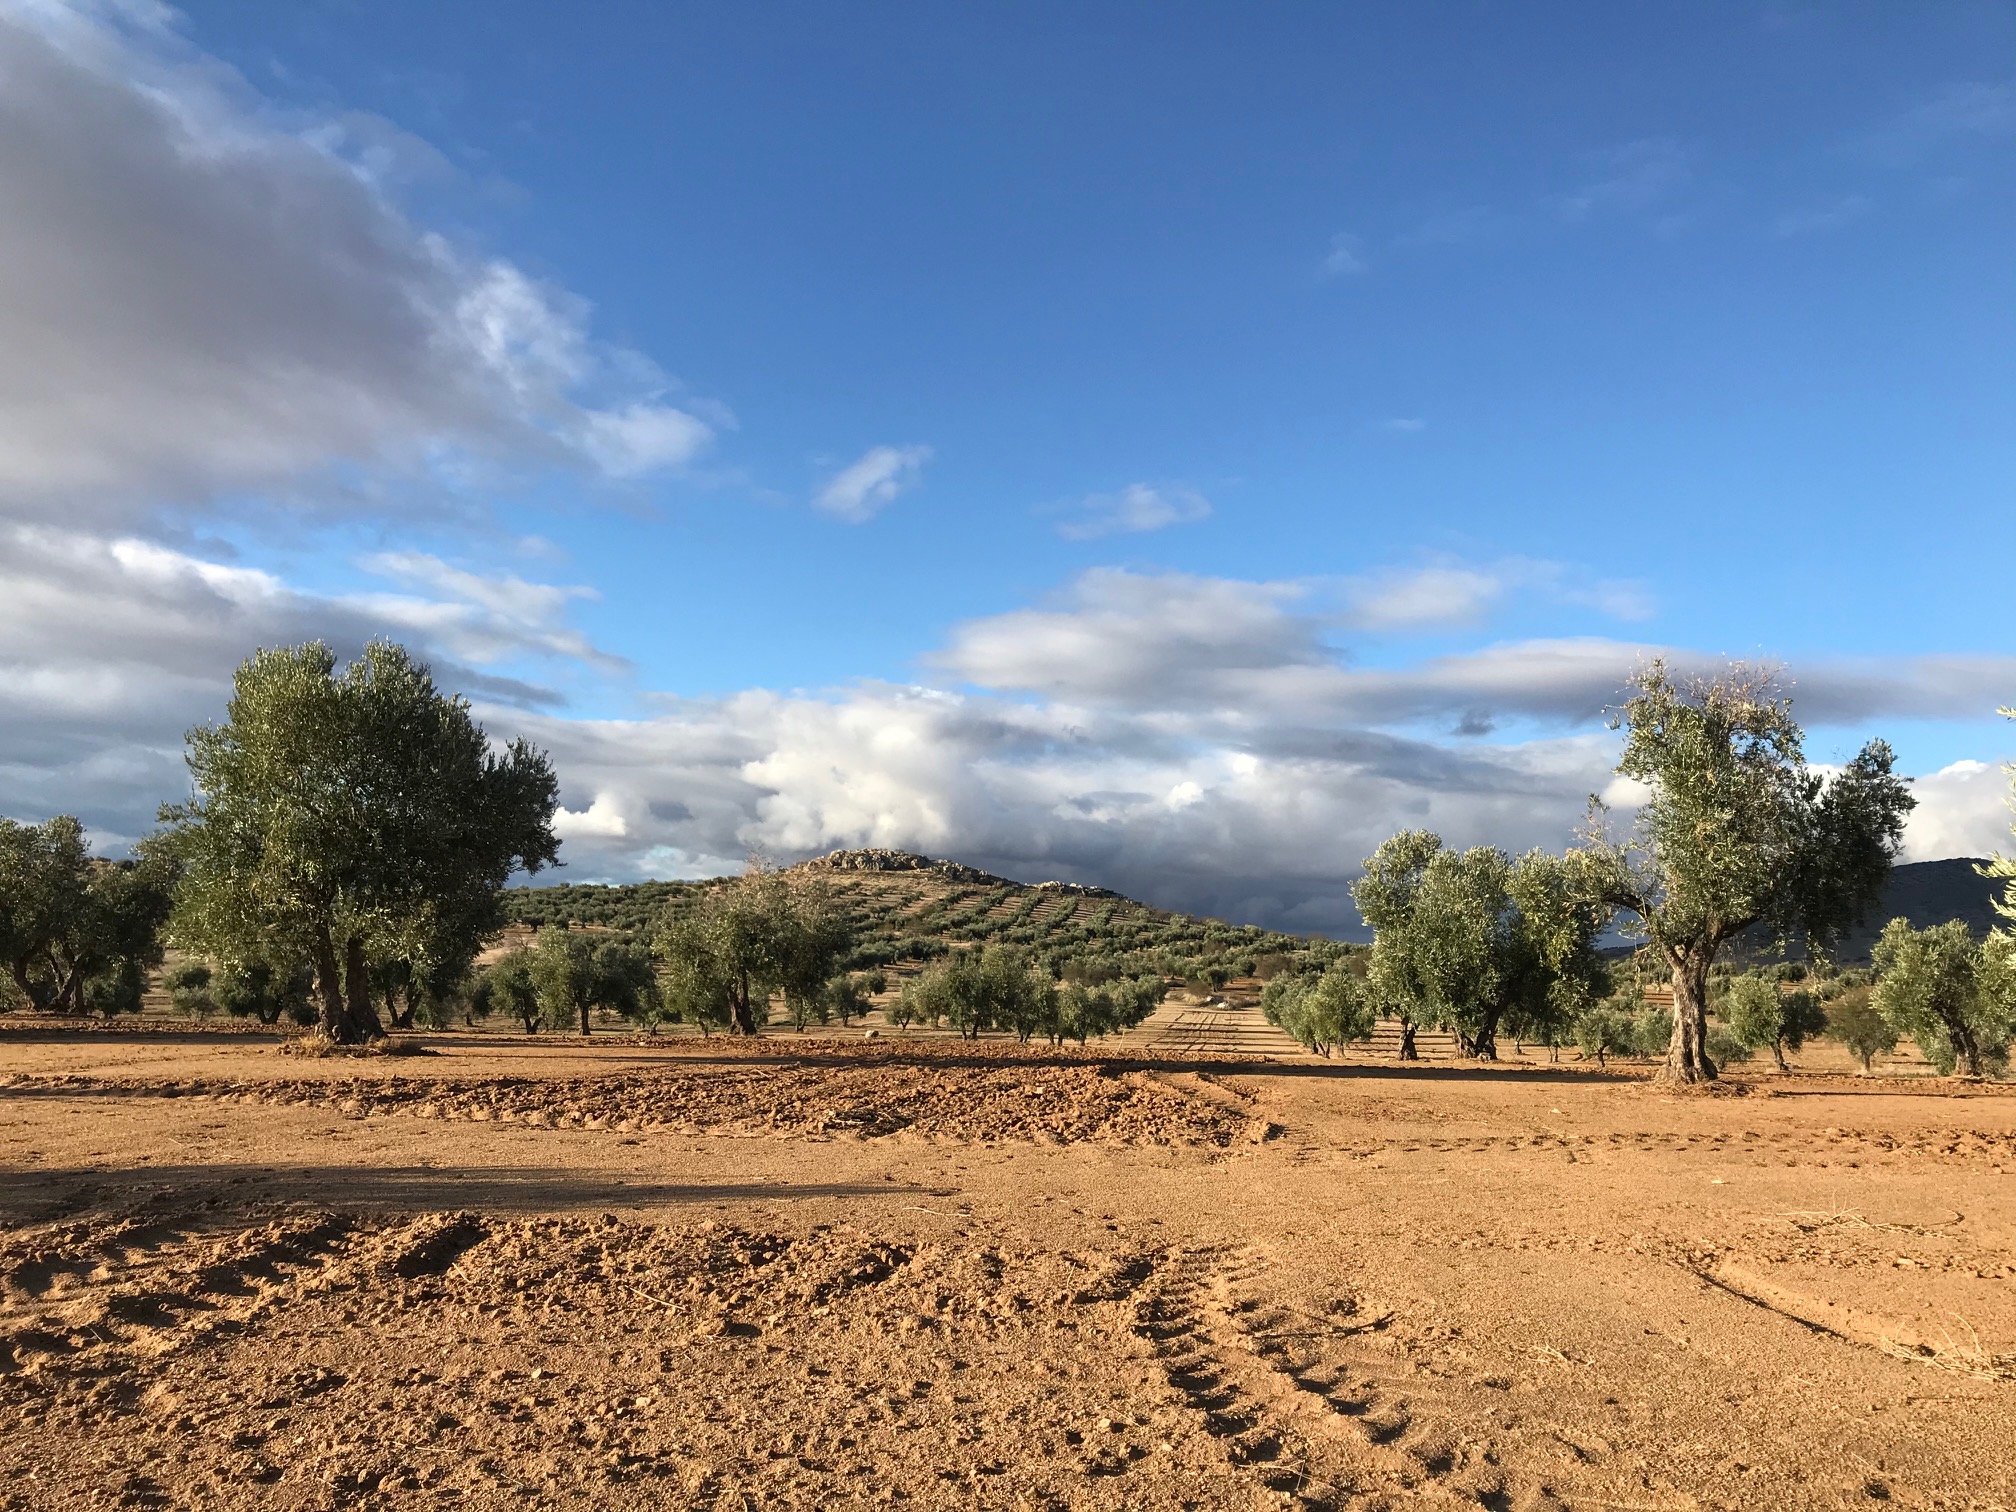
(1354, 833, 1609, 1060)
(476, 949, 543, 1033)
(530, 928, 601, 1036)
(1824, 984, 1895, 1073)
(0, 816, 177, 1016)
(1262, 962, 1376, 1057)
(1572, 661, 1913, 1083)
(1722, 972, 1828, 1072)
(1871, 918, 2015, 1079)
(161, 642, 560, 1043)
(655, 865, 851, 1036)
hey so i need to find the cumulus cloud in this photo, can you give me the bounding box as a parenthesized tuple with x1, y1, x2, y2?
(1055, 484, 1211, 541)
(0, 524, 617, 845)
(814, 445, 931, 522)
(0, 2, 714, 528)
(6, 550, 2011, 930)
(1902, 758, 2013, 863)
(502, 685, 1624, 935)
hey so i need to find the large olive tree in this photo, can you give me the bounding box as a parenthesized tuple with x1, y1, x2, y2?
(1573, 661, 1913, 1083)
(162, 641, 560, 1043)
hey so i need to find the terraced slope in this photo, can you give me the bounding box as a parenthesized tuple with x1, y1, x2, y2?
(497, 849, 1334, 984)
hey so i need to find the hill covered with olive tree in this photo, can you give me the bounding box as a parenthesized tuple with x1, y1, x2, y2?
(494, 847, 1337, 988)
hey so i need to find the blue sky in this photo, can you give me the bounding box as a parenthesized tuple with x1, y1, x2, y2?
(2, 2, 2012, 930)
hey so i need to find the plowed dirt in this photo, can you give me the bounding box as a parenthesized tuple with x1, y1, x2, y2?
(2, 1024, 2014, 1509)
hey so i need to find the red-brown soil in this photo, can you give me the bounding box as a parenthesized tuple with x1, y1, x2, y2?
(2, 1015, 2013, 1510)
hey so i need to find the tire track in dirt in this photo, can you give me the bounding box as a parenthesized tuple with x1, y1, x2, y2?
(0, 1209, 395, 1373)
(1333, 1125, 2016, 1168)
(1130, 1245, 1546, 1509)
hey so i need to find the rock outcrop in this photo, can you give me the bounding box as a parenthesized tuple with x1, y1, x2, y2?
(792, 849, 1120, 898)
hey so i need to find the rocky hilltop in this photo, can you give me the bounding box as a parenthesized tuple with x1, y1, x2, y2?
(793, 848, 1121, 898)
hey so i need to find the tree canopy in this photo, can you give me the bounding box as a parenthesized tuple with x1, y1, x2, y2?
(0, 815, 176, 1016)
(1722, 972, 1827, 1072)
(1871, 917, 2015, 1079)
(161, 641, 560, 1042)
(1572, 660, 1913, 1082)
(1262, 960, 1376, 1057)
(1354, 831, 1609, 1059)
(655, 864, 851, 1035)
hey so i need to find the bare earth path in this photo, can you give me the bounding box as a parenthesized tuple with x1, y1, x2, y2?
(2, 1027, 2013, 1510)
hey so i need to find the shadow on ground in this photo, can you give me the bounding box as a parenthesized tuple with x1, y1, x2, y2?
(0, 1165, 944, 1224)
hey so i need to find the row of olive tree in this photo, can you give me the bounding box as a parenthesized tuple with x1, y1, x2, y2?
(886, 944, 1166, 1044)
(1318, 662, 1920, 1085)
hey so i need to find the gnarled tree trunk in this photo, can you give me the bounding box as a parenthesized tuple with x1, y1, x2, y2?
(341, 936, 384, 1043)
(312, 925, 349, 1039)
(1396, 1020, 1418, 1060)
(729, 968, 758, 1036)
(1660, 952, 1717, 1084)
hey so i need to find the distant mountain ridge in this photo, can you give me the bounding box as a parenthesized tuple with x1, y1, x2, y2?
(1833, 857, 2004, 960)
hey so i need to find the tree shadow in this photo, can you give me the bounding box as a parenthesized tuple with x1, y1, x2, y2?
(0, 1164, 947, 1226)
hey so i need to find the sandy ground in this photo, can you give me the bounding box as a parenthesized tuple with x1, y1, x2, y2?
(2, 1004, 2013, 1511)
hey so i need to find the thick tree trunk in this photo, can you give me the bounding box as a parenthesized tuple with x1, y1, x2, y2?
(49, 949, 85, 1014)
(1659, 954, 1717, 1084)
(342, 937, 384, 1042)
(1469, 1012, 1500, 1061)
(385, 981, 416, 1031)
(1770, 1039, 1789, 1073)
(312, 926, 348, 1039)
(729, 971, 757, 1036)
(579, 997, 591, 1037)
(10, 957, 51, 1013)
(1397, 1021, 1418, 1060)
(1946, 1016, 1983, 1079)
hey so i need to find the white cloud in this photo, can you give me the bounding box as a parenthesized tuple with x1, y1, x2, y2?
(814, 444, 931, 523)
(1341, 558, 1655, 633)
(554, 793, 630, 840)
(1902, 759, 2013, 862)
(581, 403, 716, 476)
(0, 522, 620, 843)
(1345, 565, 1504, 631)
(1376, 417, 1427, 434)
(0, 3, 714, 528)
(3, 540, 2008, 932)
(1055, 483, 1211, 541)
(1321, 231, 1367, 277)
(355, 551, 626, 672)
